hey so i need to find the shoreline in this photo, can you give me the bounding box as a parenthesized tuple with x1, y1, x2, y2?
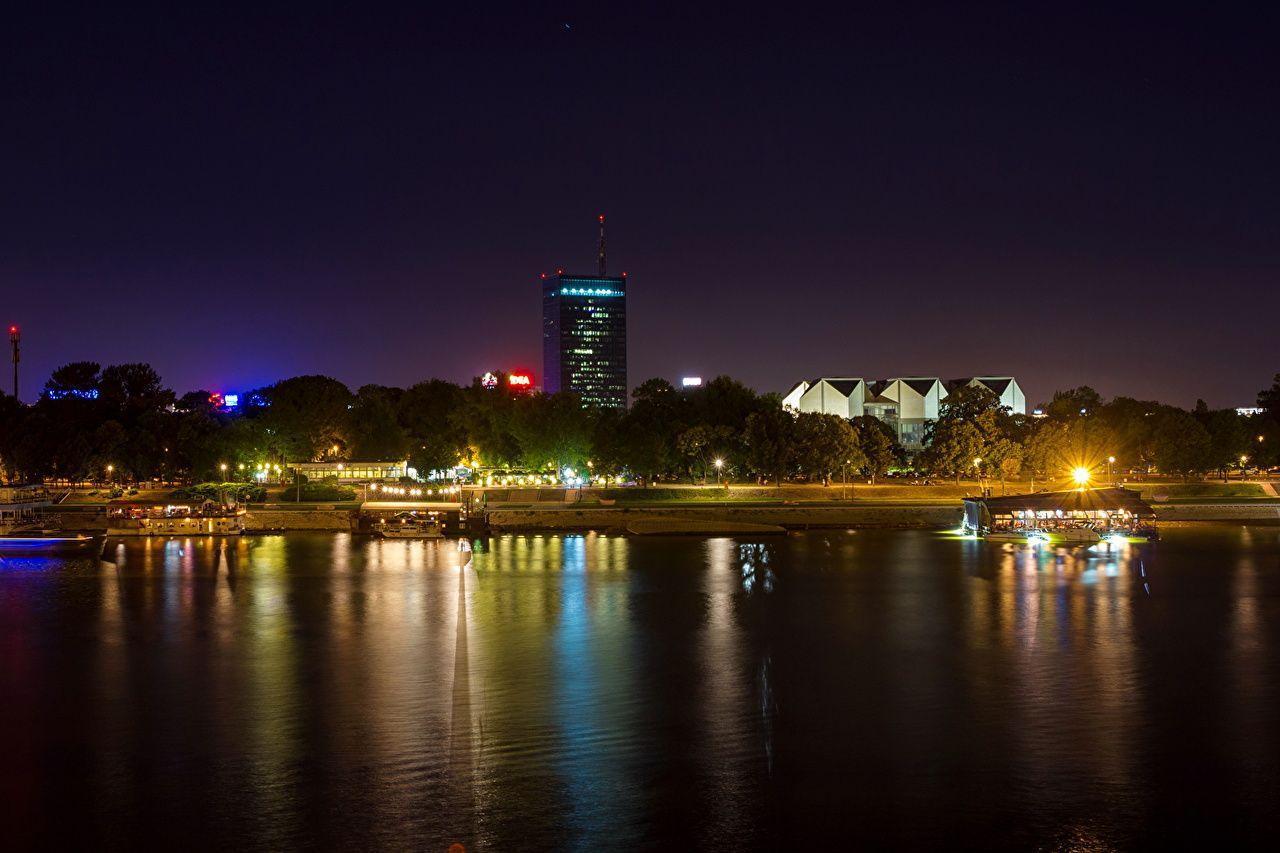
(35, 500, 1280, 535)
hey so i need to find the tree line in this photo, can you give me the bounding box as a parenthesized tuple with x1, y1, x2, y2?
(1, 362, 1277, 487)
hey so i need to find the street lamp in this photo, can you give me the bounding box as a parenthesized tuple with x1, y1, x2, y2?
(105, 464, 114, 485)
(219, 462, 228, 479)
(1072, 466, 1091, 487)
(714, 457, 724, 486)
(1107, 455, 1115, 483)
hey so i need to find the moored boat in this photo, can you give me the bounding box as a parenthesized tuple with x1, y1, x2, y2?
(106, 499, 246, 536)
(0, 533, 103, 556)
(962, 487, 1156, 547)
(375, 511, 444, 539)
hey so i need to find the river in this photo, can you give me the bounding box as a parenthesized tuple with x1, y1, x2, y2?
(1, 526, 1278, 849)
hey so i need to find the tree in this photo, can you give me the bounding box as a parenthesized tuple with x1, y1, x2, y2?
(99, 363, 174, 415)
(44, 362, 102, 397)
(984, 437, 1023, 492)
(511, 392, 595, 474)
(919, 385, 1015, 484)
(1044, 386, 1104, 420)
(350, 385, 410, 461)
(744, 405, 796, 485)
(614, 379, 687, 483)
(676, 424, 734, 483)
(851, 416, 898, 483)
(1150, 410, 1212, 479)
(792, 412, 863, 485)
(1203, 409, 1249, 480)
(255, 375, 353, 462)
(398, 379, 467, 475)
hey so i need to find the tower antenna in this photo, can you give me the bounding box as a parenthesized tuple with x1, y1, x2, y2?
(8, 325, 19, 400)
(597, 214, 606, 276)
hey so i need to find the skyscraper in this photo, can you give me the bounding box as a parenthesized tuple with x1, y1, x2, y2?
(541, 217, 628, 408)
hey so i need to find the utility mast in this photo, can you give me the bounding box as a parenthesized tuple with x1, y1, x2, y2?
(597, 214, 606, 276)
(8, 325, 18, 400)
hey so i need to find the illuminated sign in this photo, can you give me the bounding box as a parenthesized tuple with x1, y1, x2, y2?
(508, 373, 532, 387)
(209, 392, 241, 410)
(681, 376, 703, 387)
(481, 372, 499, 388)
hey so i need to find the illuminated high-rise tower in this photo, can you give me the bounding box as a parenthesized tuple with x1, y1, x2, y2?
(541, 216, 628, 408)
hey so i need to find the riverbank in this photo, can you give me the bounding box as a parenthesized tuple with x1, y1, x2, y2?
(28, 487, 1280, 533)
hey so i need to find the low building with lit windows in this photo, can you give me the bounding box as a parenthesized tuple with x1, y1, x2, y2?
(287, 460, 414, 482)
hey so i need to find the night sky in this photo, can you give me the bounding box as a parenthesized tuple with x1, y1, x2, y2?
(3, 4, 1277, 407)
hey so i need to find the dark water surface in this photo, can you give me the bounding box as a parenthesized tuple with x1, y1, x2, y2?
(2, 526, 1279, 850)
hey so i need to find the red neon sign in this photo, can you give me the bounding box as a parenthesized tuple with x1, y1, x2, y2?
(507, 373, 532, 387)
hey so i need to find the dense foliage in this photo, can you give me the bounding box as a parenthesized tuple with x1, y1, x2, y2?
(0, 364, 1277, 485)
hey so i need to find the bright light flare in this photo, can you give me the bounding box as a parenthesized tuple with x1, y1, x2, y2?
(1072, 467, 1091, 486)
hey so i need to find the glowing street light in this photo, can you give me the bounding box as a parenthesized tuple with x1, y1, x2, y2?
(714, 457, 725, 486)
(1072, 466, 1091, 487)
(1107, 455, 1115, 483)
(219, 462, 228, 478)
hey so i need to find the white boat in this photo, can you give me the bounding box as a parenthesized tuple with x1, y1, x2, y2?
(375, 511, 444, 539)
(106, 500, 245, 536)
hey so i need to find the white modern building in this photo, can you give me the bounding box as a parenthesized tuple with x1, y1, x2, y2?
(783, 375, 1026, 449)
(945, 377, 1026, 416)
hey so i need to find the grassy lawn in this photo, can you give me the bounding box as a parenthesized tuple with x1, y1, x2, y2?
(1122, 483, 1269, 501)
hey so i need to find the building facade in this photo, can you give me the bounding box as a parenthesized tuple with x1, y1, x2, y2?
(783, 375, 1025, 449)
(542, 273, 628, 408)
(288, 460, 412, 481)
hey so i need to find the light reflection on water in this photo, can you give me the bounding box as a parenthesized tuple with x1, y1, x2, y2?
(1, 526, 1279, 849)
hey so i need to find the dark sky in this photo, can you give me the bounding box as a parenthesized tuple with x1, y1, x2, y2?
(3, 3, 1277, 407)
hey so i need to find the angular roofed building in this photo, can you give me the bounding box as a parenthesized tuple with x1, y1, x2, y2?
(784, 374, 1026, 449)
(946, 377, 1026, 415)
(782, 378, 866, 419)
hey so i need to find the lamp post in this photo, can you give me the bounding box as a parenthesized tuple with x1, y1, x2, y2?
(1107, 455, 1115, 485)
(105, 464, 114, 486)
(714, 457, 724, 487)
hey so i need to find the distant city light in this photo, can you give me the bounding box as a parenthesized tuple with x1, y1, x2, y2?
(46, 388, 99, 400)
(1237, 407, 1264, 416)
(682, 376, 703, 387)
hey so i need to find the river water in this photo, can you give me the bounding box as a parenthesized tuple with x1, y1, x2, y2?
(1, 526, 1278, 850)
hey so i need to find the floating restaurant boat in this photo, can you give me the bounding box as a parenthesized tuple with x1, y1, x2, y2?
(106, 499, 246, 536)
(961, 487, 1158, 546)
(374, 511, 444, 539)
(0, 533, 103, 556)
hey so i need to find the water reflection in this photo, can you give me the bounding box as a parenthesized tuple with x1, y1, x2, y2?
(1, 528, 1278, 848)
